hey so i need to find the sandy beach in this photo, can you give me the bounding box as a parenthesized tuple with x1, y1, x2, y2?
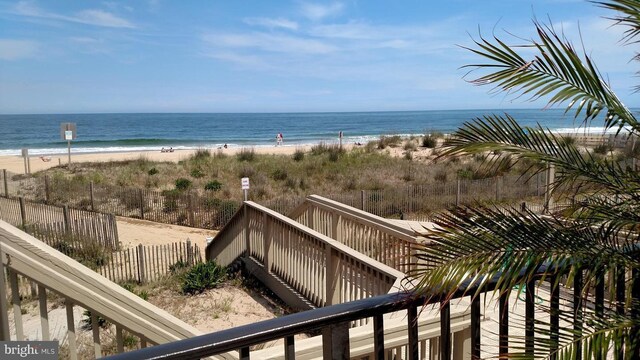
(0, 145, 327, 174)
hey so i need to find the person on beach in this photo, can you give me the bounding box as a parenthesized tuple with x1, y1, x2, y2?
(276, 133, 282, 146)
(161, 147, 166, 152)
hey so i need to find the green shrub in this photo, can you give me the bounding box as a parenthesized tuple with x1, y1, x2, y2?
(147, 167, 159, 176)
(190, 168, 204, 178)
(311, 142, 329, 155)
(238, 165, 255, 178)
(422, 135, 437, 148)
(293, 149, 305, 161)
(457, 169, 474, 180)
(594, 144, 612, 155)
(175, 178, 192, 190)
(192, 148, 211, 160)
(182, 261, 227, 295)
(236, 148, 255, 162)
(272, 168, 288, 181)
(204, 180, 223, 191)
(378, 135, 402, 149)
(404, 141, 417, 151)
(170, 259, 189, 274)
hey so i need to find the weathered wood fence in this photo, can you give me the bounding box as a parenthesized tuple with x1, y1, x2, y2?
(98, 241, 202, 284)
(1, 168, 547, 231)
(0, 195, 119, 250)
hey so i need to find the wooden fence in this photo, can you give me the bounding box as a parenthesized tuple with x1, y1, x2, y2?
(98, 241, 203, 284)
(0, 196, 119, 250)
(1, 169, 547, 231)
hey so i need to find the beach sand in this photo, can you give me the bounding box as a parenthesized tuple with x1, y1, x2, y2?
(0, 141, 437, 175)
(0, 145, 321, 174)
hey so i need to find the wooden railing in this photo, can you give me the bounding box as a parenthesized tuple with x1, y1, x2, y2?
(207, 201, 406, 308)
(290, 195, 421, 273)
(0, 220, 204, 358)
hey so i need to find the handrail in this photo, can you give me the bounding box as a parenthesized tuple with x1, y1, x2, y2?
(0, 220, 202, 344)
(207, 201, 406, 310)
(104, 258, 569, 360)
(298, 195, 418, 241)
(290, 195, 422, 273)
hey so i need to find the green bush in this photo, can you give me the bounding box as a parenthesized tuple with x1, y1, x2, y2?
(272, 168, 288, 181)
(147, 167, 159, 176)
(190, 168, 204, 178)
(192, 148, 211, 160)
(236, 148, 255, 162)
(182, 261, 227, 295)
(422, 135, 437, 148)
(594, 144, 612, 155)
(378, 135, 402, 149)
(204, 180, 223, 191)
(175, 178, 192, 190)
(293, 149, 305, 161)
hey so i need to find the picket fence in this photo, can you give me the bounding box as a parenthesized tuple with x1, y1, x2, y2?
(98, 241, 203, 284)
(0, 195, 119, 250)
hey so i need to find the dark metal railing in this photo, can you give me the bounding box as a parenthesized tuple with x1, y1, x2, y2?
(102, 260, 625, 360)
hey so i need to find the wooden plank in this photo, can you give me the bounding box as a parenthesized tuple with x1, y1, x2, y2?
(9, 270, 24, 340)
(66, 300, 77, 360)
(38, 284, 50, 341)
(92, 312, 101, 358)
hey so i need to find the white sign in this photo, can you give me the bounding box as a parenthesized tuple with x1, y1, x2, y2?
(65, 130, 73, 141)
(241, 177, 250, 190)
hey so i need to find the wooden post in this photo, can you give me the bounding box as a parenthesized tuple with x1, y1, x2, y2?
(63, 205, 71, 235)
(9, 270, 24, 340)
(456, 178, 461, 206)
(263, 213, 272, 272)
(137, 244, 146, 284)
(186, 239, 193, 265)
(19, 196, 27, 228)
(244, 204, 250, 259)
(187, 192, 194, 227)
(2, 169, 8, 197)
(0, 244, 11, 340)
(544, 164, 555, 214)
(322, 245, 349, 357)
(331, 213, 340, 241)
(139, 189, 145, 220)
(44, 175, 50, 203)
(38, 285, 50, 341)
(89, 181, 95, 211)
(360, 190, 365, 211)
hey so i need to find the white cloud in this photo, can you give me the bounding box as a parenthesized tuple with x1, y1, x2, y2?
(204, 32, 337, 54)
(299, 2, 343, 21)
(244, 17, 298, 31)
(0, 39, 38, 60)
(75, 9, 135, 28)
(12, 1, 136, 28)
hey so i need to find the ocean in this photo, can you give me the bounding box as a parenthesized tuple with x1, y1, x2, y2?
(0, 109, 619, 156)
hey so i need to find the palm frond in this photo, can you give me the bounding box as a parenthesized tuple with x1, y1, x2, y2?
(596, 0, 640, 44)
(462, 21, 638, 131)
(441, 114, 640, 200)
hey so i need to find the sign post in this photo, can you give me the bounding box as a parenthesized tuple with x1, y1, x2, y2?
(241, 177, 250, 201)
(21, 148, 30, 174)
(60, 123, 77, 166)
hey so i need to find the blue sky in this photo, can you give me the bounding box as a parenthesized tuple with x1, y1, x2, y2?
(0, 0, 637, 114)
